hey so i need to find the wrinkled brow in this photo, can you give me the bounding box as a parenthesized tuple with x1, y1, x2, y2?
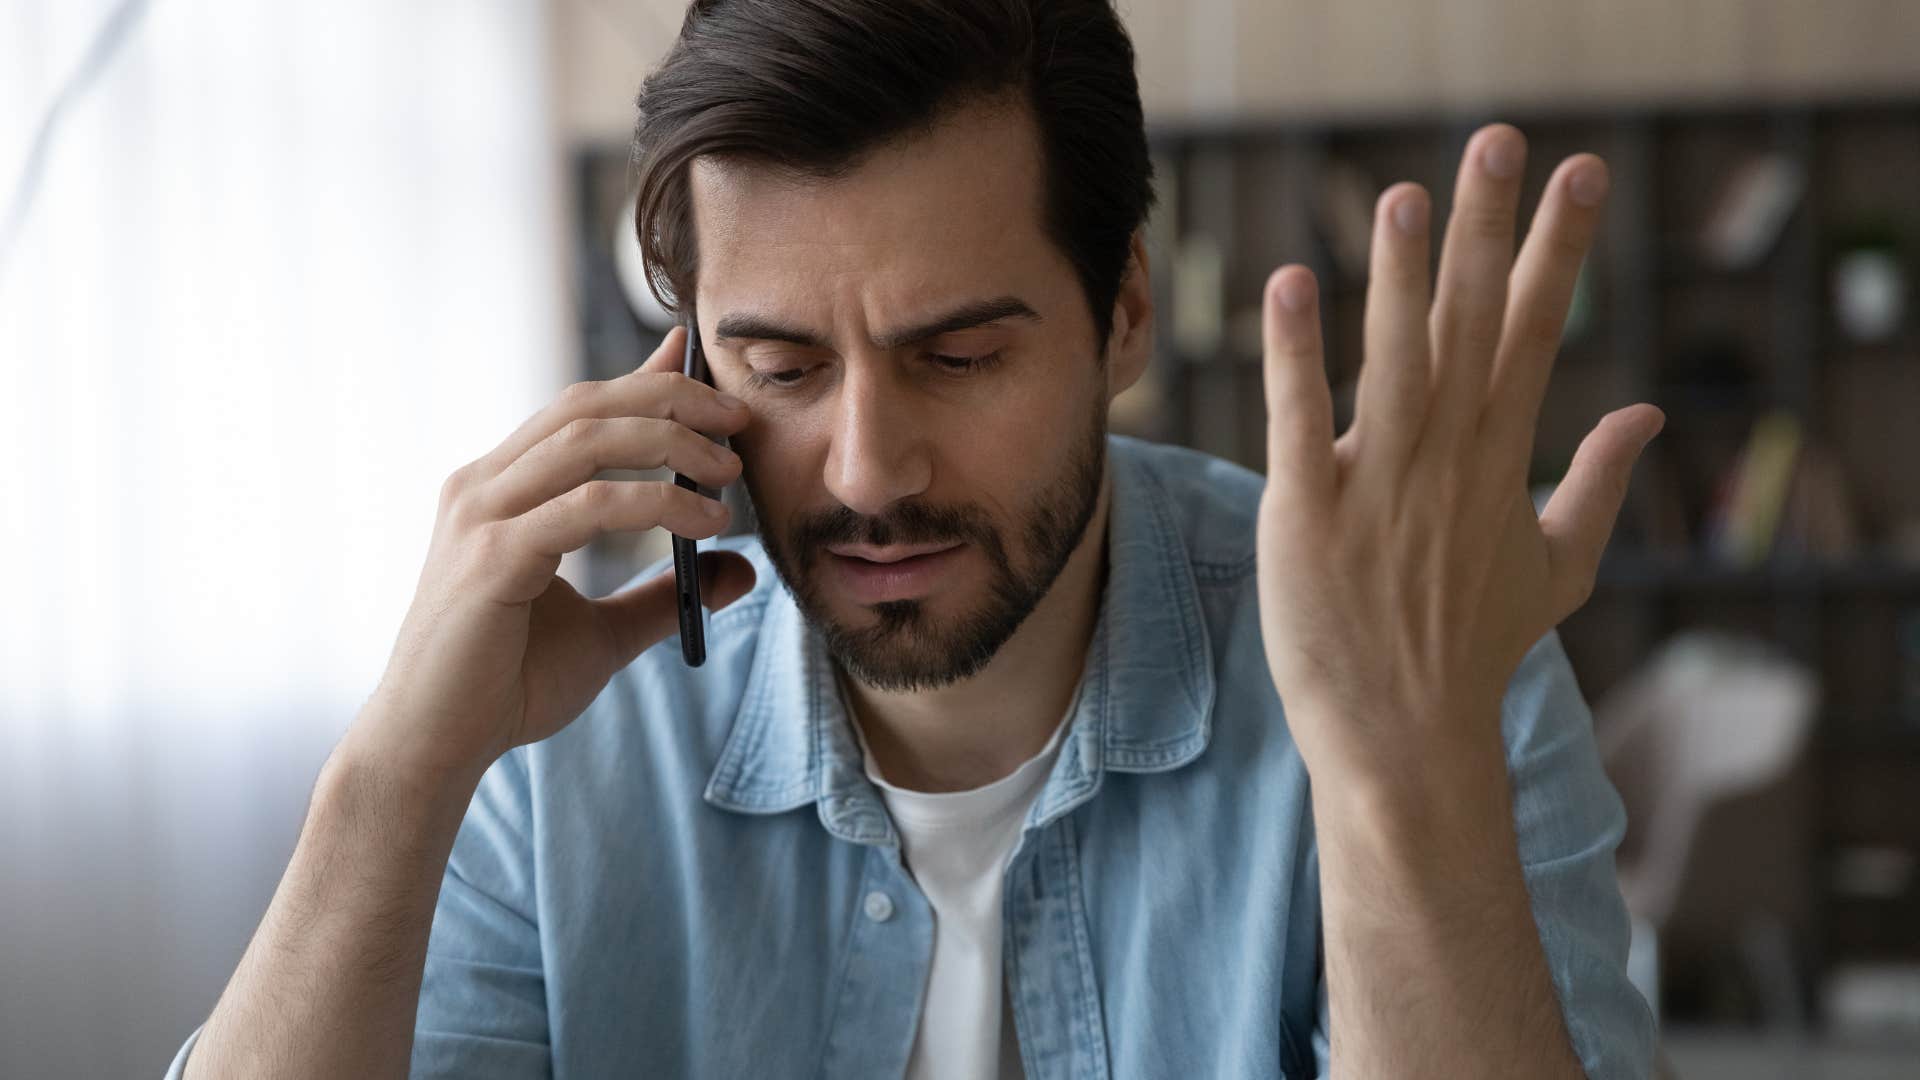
(712, 295, 1041, 350)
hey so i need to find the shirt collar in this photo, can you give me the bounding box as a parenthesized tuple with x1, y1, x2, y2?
(703, 435, 1218, 844)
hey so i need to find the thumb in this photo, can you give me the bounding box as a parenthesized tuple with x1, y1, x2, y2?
(593, 549, 758, 664)
(1540, 404, 1664, 618)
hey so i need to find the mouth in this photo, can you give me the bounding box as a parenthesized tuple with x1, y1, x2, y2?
(826, 541, 963, 564)
(824, 542, 967, 604)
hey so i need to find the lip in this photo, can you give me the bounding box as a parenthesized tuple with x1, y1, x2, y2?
(825, 542, 967, 604)
(826, 541, 962, 564)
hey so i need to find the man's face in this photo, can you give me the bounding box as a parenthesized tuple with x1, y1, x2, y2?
(689, 99, 1136, 692)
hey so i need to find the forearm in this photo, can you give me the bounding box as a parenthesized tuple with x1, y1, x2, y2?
(1309, 728, 1584, 1080)
(185, 725, 486, 1079)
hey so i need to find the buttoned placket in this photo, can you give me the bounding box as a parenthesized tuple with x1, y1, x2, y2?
(814, 826, 934, 1079)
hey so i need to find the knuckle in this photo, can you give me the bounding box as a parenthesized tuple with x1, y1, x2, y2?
(1547, 224, 1589, 262)
(1565, 573, 1597, 611)
(556, 380, 602, 412)
(1434, 305, 1501, 357)
(556, 415, 599, 447)
(646, 480, 679, 512)
(578, 478, 619, 511)
(439, 466, 470, 506)
(1382, 251, 1428, 290)
(645, 415, 683, 445)
(1457, 201, 1511, 240)
(677, 422, 717, 457)
(467, 520, 515, 568)
(1520, 315, 1567, 359)
(651, 373, 698, 419)
(439, 465, 484, 526)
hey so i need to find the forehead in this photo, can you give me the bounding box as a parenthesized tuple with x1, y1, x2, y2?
(688, 99, 1062, 320)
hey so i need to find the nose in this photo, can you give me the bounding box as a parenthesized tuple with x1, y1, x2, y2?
(823, 361, 932, 518)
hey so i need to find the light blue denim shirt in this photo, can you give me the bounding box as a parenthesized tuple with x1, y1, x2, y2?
(166, 434, 1654, 1079)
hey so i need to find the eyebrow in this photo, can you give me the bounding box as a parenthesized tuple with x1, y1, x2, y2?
(711, 295, 1042, 351)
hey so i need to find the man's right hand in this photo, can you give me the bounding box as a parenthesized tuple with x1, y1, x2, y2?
(178, 330, 758, 1079)
(354, 324, 758, 781)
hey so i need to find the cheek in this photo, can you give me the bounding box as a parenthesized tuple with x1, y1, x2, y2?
(960, 386, 1097, 515)
(734, 422, 821, 515)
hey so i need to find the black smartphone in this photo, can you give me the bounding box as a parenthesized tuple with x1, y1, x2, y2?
(672, 318, 712, 667)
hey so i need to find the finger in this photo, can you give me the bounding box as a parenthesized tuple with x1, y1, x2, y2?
(1540, 404, 1665, 618)
(640, 322, 689, 374)
(593, 549, 757, 663)
(1486, 154, 1610, 451)
(1351, 182, 1433, 472)
(480, 325, 685, 472)
(1424, 124, 1527, 449)
(510, 478, 731, 559)
(473, 326, 748, 477)
(1261, 266, 1336, 492)
(478, 415, 743, 520)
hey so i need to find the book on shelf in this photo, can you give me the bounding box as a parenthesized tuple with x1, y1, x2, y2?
(1705, 411, 1804, 568)
(1698, 152, 1806, 270)
(1775, 441, 1862, 563)
(1619, 443, 1693, 559)
(1315, 158, 1376, 281)
(1170, 233, 1224, 359)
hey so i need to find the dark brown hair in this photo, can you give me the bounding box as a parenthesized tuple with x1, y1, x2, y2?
(629, 0, 1155, 349)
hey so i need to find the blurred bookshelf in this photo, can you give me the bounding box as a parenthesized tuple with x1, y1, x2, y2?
(1140, 99, 1920, 1036)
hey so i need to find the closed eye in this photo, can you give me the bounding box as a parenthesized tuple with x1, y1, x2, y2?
(930, 350, 1002, 374)
(753, 368, 810, 387)
(746, 350, 1003, 390)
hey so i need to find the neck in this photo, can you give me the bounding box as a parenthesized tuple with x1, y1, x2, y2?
(841, 468, 1112, 793)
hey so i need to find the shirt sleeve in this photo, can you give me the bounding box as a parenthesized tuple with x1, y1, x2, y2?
(1304, 630, 1656, 1080)
(157, 751, 552, 1079)
(162, 1024, 203, 1078)
(410, 746, 553, 1079)
(1501, 629, 1657, 1080)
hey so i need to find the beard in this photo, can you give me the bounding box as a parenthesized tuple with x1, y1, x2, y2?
(746, 391, 1107, 693)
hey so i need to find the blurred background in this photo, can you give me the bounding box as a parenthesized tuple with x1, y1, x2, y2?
(4, 1, 1918, 1076)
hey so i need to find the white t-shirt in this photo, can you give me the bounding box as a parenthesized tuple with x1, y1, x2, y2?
(848, 685, 1078, 1080)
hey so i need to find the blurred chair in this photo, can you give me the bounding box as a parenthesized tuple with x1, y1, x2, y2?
(1594, 631, 1819, 1031)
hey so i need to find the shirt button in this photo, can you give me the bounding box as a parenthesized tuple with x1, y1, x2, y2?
(863, 891, 894, 922)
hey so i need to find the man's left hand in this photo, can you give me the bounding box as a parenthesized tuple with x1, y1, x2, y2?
(1254, 122, 1664, 790)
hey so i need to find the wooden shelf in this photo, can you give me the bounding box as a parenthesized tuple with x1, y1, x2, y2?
(1595, 554, 1920, 593)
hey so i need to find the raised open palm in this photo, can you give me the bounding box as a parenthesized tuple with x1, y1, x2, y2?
(1254, 123, 1664, 781)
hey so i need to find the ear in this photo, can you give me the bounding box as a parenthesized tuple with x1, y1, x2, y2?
(1105, 227, 1153, 401)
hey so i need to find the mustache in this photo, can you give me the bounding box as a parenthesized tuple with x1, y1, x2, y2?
(789, 500, 1002, 566)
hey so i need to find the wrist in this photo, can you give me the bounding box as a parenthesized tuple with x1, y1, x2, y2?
(1303, 711, 1517, 881)
(324, 723, 491, 845)
(340, 696, 500, 793)
(1292, 693, 1506, 790)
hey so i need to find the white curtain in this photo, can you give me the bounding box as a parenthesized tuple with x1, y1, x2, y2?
(0, 2, 566, 1075)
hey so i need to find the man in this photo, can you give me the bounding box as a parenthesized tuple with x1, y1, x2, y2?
(168, 1, 1659, 1076)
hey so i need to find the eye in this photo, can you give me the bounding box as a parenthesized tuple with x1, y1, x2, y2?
(929, 350, 1002, 374)
(746, 367, 812, 389)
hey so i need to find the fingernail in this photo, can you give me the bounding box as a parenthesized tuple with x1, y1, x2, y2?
(1393, 193, 1427, 235)
(716, 392, 745, 410)
(713, 442, 739, 464)
(1482, 134, 1523, 179)
(1276, 271, 1313, 313)
(1569, 162, 1609, 207)
(705, 498, 728, 518)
